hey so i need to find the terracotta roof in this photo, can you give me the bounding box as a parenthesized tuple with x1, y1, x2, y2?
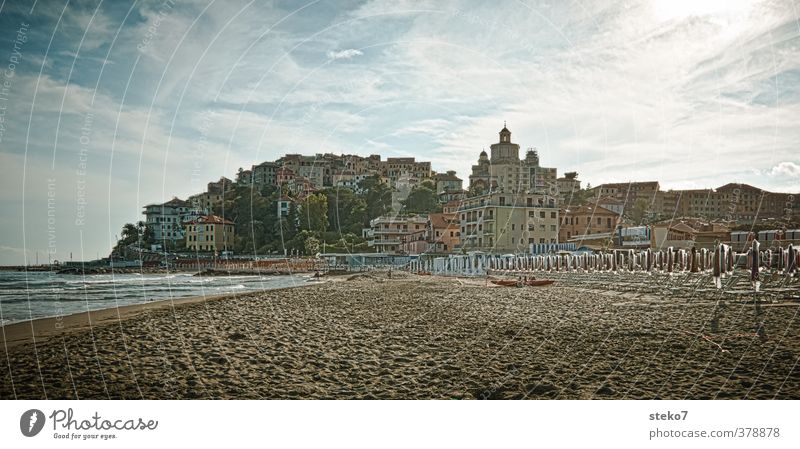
(143, 197, 188, 208)
(189, 215, 234, 225)
(428, 213, 458, 229)
(669, 222, 697, 234)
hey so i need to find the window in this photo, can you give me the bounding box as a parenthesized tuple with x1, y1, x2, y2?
(499, 197, 506, 206)
(551, 212, 557, 219)
(551, 225, 556, 231)
(539, 211, 545, 218)
(597, 217, 601, 225)
(511, 224, 515, 230)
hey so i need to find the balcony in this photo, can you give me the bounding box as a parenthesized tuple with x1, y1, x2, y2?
(373, 239, 402, 245)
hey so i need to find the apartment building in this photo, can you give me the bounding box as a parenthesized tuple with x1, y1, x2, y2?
(365, 215, 429, 254)
(185, 215, 235, 253)
(278, 154, 327, 189)
(252, 161, 279, 186)
(591, 181, 660, 212)
(427, 212, 461, 254)
(142, 198, 192, 242)
(432, 170, 463, 194)
(651, 183, 797, 223)
(383, 157, 431, 184)
(559, 205, 620, 242)
(556, 172, 581, 199)
(457, 191, 559, 253)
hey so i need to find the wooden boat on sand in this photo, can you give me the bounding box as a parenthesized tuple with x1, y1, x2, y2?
(524, 279, 555, 286)
(490, 279, 520, 287)
(490, 279, 555, 287)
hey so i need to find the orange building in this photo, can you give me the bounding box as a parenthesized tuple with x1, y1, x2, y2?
(427, 213, 461, 253)
(185, 215, 235, 253)
(559, 205, 620, 242)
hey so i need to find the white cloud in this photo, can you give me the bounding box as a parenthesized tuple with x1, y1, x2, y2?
(768, 161, 800, 177)
(326, 49, 364, 60)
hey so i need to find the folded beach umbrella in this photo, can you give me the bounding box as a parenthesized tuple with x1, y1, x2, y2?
(765, 249, 772, 270)
(725, 244, 735, 273)
(713, 243, 722, 289)
(751, 239, 760, 292)
(667, 247, 674, 273)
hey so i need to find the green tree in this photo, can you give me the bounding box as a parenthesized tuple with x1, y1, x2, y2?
(121, 223, 138, 245)
(304, 236, 321, 256)
(357, 175, 392, 224)
(272, 202, 300, 254)
(300, 193, 328, 233)
(402, 181, 440, 214)
(467, 182, 486, 197)
(325, 187, 367, 235)
(113, 222, 147, 256)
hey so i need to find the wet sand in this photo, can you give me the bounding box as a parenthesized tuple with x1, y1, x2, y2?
(1, 272, 798, 399)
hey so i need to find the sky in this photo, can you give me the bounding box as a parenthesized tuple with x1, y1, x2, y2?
(0, 0, 798, 264)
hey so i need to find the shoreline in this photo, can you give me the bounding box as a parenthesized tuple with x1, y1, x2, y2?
(0, 277, 332, 349)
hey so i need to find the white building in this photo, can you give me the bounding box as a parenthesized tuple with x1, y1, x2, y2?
(142, 198, 198, 243)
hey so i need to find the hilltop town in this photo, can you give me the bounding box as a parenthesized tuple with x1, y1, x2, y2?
(117, 125, 797, 265)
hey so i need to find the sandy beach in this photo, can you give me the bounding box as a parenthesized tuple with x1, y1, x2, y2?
(1, 272, 798, 399)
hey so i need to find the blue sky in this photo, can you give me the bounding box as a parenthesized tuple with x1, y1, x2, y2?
(0, 0, 798, 264)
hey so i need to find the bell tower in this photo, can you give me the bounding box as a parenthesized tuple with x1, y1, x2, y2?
(499, 121, 511, 143)
(490, 122, 520, 163)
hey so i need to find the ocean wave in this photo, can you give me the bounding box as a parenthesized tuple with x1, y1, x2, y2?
(65, 275, 185, 285)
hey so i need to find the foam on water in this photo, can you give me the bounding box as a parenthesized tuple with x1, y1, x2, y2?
(0, 271, 307, 325)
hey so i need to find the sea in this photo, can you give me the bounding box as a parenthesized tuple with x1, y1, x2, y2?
(0, 271, 317, 325)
